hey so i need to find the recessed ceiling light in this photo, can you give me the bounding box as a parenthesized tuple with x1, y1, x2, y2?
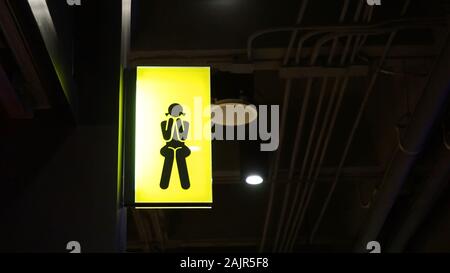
(245, 175, 264, 185)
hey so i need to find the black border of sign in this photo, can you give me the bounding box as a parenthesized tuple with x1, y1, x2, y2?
(122, 67, 213, 208)
(123, 68, 136, 207)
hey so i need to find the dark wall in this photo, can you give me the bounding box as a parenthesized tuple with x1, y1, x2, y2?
(0, 0, 123, 252)
(0, 126, 118, 252)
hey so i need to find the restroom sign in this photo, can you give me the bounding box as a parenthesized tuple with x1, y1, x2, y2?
(124, 66, 213, 208)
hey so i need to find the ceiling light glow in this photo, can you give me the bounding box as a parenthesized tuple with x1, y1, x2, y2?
(245, 175, 264, 185)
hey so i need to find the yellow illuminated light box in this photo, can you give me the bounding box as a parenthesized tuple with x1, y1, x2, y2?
(132, 66, 212, 208)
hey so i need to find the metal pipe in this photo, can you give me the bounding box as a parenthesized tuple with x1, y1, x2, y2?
(308, 2, 372, 183)
(345, 1, 367, 64)
(273, 33, 325, 254)
(340, 35, 354, 64)
(305, 0, 366, 183)
(273, 1, 353, 252)
(259, 1, 309, 252)
(306, 78, 342, 185)
(285, 0, 311, 178)
(293, 6, 373, 247)
(295, 0, 351, 64)
(296, 25, 438, 64)
(284, 39, 348, 254)
(311, 0, 413, 245)
(330, 0, 352, 64)
(309, 33, 397, 247)
(308, 28, 409, 65)
(351, 5, 374, 63)
(282, 1, 362, 251)
(273, 78, 312, 252)
(247, 17, 445, 60)
(279, 78, 329, 252)
(353, 0, 364, 22)
(283, 0, 309, 65)
(285, 77, 349, 251)
(350, 1, 374, 63)
(283, 2, 368, 251)
(262, 0, 430, 252)
(295, 31, 332, 64)
(259, 80, 291, 252)
(354, 32, 450, 252)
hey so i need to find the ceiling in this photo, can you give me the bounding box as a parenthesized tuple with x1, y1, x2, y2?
(124, 0, 450, 252)
(0, 0, 449, 253)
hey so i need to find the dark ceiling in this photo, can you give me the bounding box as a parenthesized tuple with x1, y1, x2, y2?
(0, 0, 449, 253)
(125, 0, 450, 253)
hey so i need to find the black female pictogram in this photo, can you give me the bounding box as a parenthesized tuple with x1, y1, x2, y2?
(160, 103, 191, 190)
